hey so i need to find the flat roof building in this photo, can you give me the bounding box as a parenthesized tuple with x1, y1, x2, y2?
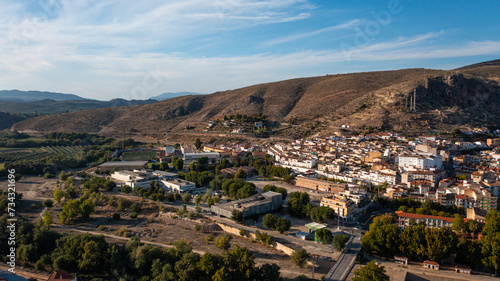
(320, 195, 356, 221)
(211, 191, 282, 218)
(293, 176, 347, 193)
(161, 178, 196, 193)
(98, 161, 148, 172)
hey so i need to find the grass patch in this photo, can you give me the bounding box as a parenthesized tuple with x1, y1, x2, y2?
(122, 151, 158, 161)
(0, 163, 4, 170)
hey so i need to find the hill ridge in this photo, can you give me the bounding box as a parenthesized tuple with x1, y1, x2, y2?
(11, 62, 500, 137)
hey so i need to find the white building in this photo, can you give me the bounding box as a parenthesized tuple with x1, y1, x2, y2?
(398, 154, 442, 170)
(111, 170, 158, 188)
(183, 152, 220, 164)
(160, 178, 196, 193)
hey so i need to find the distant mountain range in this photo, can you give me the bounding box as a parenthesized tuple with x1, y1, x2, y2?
(0, 90, 90, 102)
(0, 98, 158, 114)
(10, 59, 500, 137)
(151, 92, 201, 101)
(0, 90, 163, 115)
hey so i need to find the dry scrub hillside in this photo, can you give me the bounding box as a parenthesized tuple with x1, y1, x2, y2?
(12, 60, 500, 136)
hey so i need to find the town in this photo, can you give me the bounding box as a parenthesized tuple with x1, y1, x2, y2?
(77, 129, 500, 280)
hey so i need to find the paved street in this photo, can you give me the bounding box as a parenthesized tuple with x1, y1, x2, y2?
(324, 236, 362, 281)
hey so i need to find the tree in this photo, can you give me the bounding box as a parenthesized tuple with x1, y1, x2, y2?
(42, 199, 54, 208)
(481, 210, 500, 276)
(262, 185, 287, 200)
(263, 214, 278, 229)
(291, 248, 309, 268)
(467, 220, 480, 240)
(234, 168, 245, 179)
(310, 206, 334, 223)
(195, 195, 202, 206)
(174, 252, 201, 281)
(105, 180, 116, 191)
(194, 138, 203, 150)
(333, 234, 349, 251)
(183, 193, 192, 204)
(80, 199, 95, 219)
(198, 252, 223, 278)
(231, 209, 244, 223)
(121, 185, 132, 194)
(256, 263, 281, 281)
(198, 156, 208, 165)
(288, 192, 312, 218)
(223, 245, 256, 279)
(424, 227, 457, 263)
(212, 267, 231, 281)
(130, 203, 140, 213)
(17, 244, 37, 263)
(452, 214, 465, 233)
(59, 199, 81, 224)
(215, 234, 232, 251)
(274, 218, 291, 234)
(399, 225, 427, 261)
(42, 211, 53, 226)
(352, 261, 389, 281)
(207, 197, 215, 208)
(256, 231, 272, 245)
(53, 188, 63, 204)
(361, 214, 400, 257)
(174, 158, 184, 171)
(316, 228, 333, 244)
(80, 240, 104, 272)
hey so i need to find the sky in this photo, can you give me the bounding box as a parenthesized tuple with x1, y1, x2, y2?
(0, 0, 499, 101)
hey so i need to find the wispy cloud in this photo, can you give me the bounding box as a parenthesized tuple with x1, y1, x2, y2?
(265, 19, 363, 46)
(0, 1, 499, 100)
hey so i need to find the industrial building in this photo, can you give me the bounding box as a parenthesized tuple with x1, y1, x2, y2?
(210, 191, 282, 218)
(98, 161, 148, 172)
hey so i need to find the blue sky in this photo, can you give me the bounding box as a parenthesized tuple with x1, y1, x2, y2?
(0, 0, 499, 100)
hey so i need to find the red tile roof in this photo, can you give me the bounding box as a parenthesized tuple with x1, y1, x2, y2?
(47, 270, 74, 281)
(395, 211, 470, 224)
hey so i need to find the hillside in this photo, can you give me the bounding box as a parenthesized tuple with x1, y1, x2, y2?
(12, 62, 500, 137)
(0, 112, 25, 130)
(151, 92, 201, 101)
(0, 98, 158, 114)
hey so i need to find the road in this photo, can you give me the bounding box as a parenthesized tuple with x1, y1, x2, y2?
(324, 236, 362, 281)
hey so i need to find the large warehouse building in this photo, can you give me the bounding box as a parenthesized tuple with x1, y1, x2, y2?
(211, 191, 282, 218)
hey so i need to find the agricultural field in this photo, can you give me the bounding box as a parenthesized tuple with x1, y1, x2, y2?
(0, 151, 50, 163)
(121, 150, 159, 161)
(41, 145, 85, 156)
(0, 145, 85, 165)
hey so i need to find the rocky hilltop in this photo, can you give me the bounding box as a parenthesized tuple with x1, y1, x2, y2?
(11, 60, 500, 137)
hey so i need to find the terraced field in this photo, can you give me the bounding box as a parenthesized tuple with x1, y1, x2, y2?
(41, 145, 85, 156)
(0, 146, 85, 166)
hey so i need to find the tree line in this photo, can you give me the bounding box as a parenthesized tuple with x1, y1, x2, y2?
(0, 218, 281, 280)
(362, 211, 500, 275)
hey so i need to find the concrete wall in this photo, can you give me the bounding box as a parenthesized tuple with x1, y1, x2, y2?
(215, 222, 297, 256)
